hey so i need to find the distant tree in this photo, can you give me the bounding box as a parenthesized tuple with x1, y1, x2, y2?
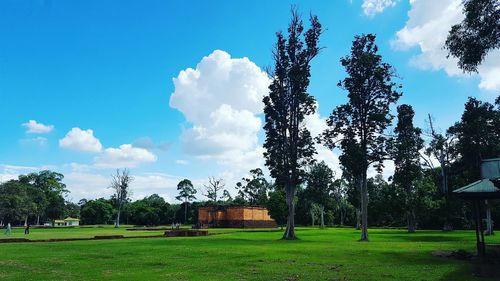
(267, 188, 288, 229)
(422, 115, 457, 230)
(19, 170, 68, 223)
(64, 201, 80, 218)
(222, 190, 233, 202)
(203, 177, 226, 203)
(109, 169, 133, 228)
(305, 161, 334, 228)
(0, 180, 35, 225)
(175, 179, 197, 223)
(263, 9, 322, 239)
(322, 34, 401, 241)
(80, 198, 115, 225)
(331, 178, 353, 226)
(127, 194, 169, 226)
(390, 104, 424, 233)
(445, 0, 500, 72)
(236, 168, 269, 205)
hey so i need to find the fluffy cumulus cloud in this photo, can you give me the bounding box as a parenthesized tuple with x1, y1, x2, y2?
(59, 128, 103, 152)
(392, 0, 500, 91)
(362, 0, 399, 17)
(94, 144, 157, 169)
(170, 50, 270, 160)
(22, 120, 54, 134)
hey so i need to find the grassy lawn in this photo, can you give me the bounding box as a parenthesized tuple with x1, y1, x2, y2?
(1, 227, 499, 280)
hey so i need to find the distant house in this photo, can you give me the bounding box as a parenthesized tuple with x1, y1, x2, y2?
(53, 217, 80, 227)
(198, 206, 277, 228)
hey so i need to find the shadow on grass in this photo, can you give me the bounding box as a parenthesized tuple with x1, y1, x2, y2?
(389, 235, 465, 242)
(382, 251, 479, 281)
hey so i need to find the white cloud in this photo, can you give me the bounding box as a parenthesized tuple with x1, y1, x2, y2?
(175, 159, 188, 165)
(64, 172, 111, 200)
(20, 137, 48, 146)
(392, 0, 500, 91)
(59, 128, 103, 153)
(362, 0, 399, 17)
(170, 50, 270, 159)
(94, 144, 157, 169)
(22, 120, 54, 134)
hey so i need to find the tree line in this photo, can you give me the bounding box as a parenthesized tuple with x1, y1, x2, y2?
(2, 2, 498, 237)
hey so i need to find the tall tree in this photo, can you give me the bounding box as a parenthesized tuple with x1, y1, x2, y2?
(322, 34, 401, 241)
(445, 0, 500, 72)
(390, 104, 424, 233)
(109, 169, 133, 228)
(263, 9, 322, 240)
(175, 179, 197, 223)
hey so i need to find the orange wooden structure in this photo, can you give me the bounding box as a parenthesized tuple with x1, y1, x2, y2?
(198, 206, 277, 228)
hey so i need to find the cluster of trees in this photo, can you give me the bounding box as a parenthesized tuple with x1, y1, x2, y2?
(0, 171, 74, 225)
(262, 6, 500, 240)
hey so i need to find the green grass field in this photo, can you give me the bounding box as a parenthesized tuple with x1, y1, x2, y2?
(1, 227, 499, 280)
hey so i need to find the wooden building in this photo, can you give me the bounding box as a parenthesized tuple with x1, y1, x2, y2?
(198, 206, 277, 228)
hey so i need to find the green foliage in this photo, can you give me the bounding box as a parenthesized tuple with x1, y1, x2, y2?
(322, 34, 401, 240)
(448, 97, 500, 182)
(263, 8, 322, 239)
(235, 168, 269, 206)
(390, 104, 424, 232)
(266, 189, 287, 228)
(0, 180, 35, 224)
(79, 198, 115, 225)
(445, 0, 500, 72)
(176, 179, 197, 223)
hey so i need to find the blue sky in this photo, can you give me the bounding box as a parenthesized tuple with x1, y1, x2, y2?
(1, 0, 498, 202)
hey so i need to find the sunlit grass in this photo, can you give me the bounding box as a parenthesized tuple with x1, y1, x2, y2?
(1, 227, 498, 280)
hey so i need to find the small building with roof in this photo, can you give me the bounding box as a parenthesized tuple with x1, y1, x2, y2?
(53, 217, 80, 227)
(453, 158, 500, 256)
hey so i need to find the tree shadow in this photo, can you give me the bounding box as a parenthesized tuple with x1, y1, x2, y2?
(389, 235, 465, 242)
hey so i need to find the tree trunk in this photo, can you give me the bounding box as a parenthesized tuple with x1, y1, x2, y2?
(184, 200, 188, 224)
(408, 209, 416, 233)
(24, 216, 28, 227)
(340, 207, 345, 226)
(355, 208, 361, 230)
(36, 215, 40, 226)
(311, 210, 315, 227)
(283, 183, 296, 240)
(320, 207, 325, 229)
(115, 207, 121, 228)
(360, 174, 369, 241)
(485, 200, 494, 235)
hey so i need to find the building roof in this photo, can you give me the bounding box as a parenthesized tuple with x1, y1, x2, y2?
(453, 179, 500, 199)
(64, 217, 79, 221)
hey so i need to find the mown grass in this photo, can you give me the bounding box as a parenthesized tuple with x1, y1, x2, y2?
(1, 227, 499, 280)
